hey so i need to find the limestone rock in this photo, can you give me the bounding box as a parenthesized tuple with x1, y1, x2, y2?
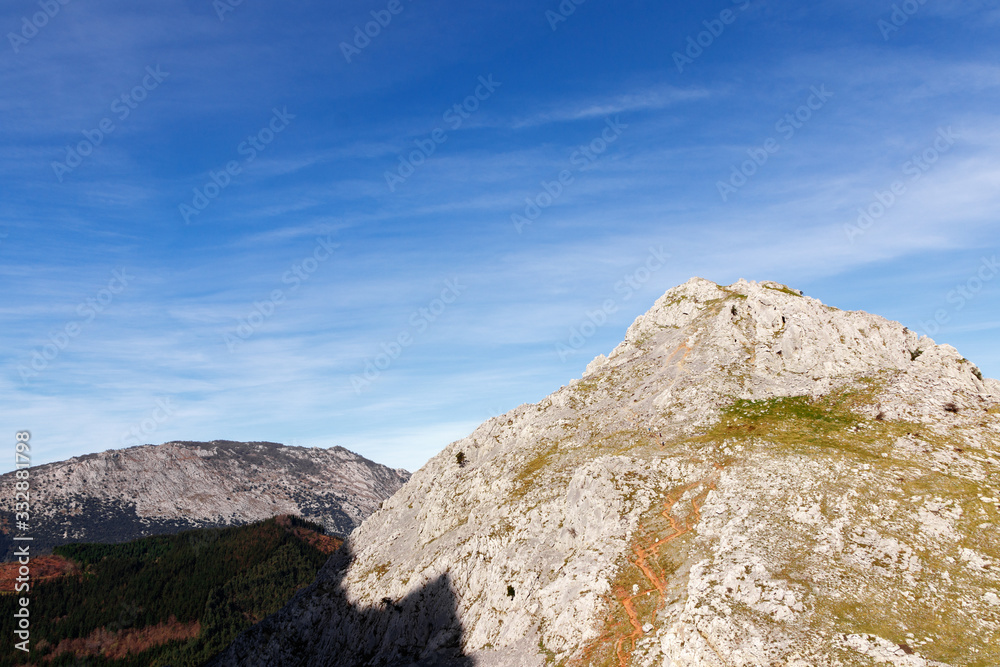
(211, 279, 1000, 666)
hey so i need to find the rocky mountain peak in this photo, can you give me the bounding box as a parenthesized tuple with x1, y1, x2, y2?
(211, 280, 1000, 667)
(584, 278, 995, 428)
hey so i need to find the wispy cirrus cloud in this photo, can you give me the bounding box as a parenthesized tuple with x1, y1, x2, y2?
(509, 85, 714, 128)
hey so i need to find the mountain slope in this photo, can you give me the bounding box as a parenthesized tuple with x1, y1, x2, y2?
(210, 278, 1000, 667)
(0, 441, 409, 559)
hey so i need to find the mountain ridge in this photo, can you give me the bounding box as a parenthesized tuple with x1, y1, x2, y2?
(0, 440, 409, 560)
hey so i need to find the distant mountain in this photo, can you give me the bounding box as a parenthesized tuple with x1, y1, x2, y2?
(0, 515, 340, 667)
(0, 440, 409, 560)
(210, 278, 1000, 666)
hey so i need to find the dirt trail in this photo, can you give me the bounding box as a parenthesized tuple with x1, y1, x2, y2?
(573, 472, 719, 667)
(665, 342, 692, 370)
(664, 343, 692, 392)
(610, 478, 713, 667)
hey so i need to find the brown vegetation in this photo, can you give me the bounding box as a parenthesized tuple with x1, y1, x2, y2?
(0, 555, 79, 592)
(274, 514, 342, 554)
(46, 616, 200, 661)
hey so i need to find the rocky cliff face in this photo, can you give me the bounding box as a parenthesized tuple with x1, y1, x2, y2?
(0, 440, 409, 559)
(210, 279, 1000, 667)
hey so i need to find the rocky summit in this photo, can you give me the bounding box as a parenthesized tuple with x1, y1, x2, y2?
(210, 278, 1000, 667)
(0, 440, 409, 560)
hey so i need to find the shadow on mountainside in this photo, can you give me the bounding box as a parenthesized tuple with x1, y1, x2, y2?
(205, 542, 473, 667)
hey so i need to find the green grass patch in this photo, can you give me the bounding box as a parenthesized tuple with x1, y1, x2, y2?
(763, 285, 803, 297)
(590, 428, 654, 456)
(661, 295, 692, 308)
(689, 380, 922, 459)
(370, 561, 392, 578)
(537, 636, 560, 665)
(828, 587, 998, 666)
(715, 284, 749, 299)
(511, 442, 561, 499)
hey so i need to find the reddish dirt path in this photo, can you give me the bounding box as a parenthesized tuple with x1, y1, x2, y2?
(575, 473, 717, 667)
(612, 481, 713, 667)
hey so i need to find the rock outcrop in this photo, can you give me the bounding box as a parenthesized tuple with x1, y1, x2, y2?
(211, 279, 1000, 666)
(0, 440, 409, 559)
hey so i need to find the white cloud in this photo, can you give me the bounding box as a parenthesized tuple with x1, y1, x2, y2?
(508, 86, 714, 129)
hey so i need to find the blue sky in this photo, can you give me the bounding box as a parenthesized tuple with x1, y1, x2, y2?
(2, 0, 999, 473)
